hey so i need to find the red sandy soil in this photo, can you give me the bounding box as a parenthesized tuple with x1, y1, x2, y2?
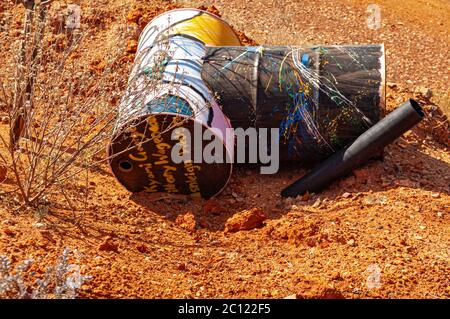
(0, 0, 449, 298)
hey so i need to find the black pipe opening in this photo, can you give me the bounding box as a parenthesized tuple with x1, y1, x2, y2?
(409, 98, 425, 117)
(118, 159, 133, 172)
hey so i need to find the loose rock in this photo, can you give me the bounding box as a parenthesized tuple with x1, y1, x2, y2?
(415, 86, 432, 99)
(225, 208, 267, 232)
(175, 212, 197, 232)
(136, 244, 149, 254)
(98, 237, 119, 252)
(126, 40, 138, 54)
(3, 228, 15, 237)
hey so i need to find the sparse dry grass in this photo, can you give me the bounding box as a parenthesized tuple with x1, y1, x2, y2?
(0, 1, 131, 207)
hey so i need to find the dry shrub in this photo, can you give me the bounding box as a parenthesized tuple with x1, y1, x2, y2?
(0, 1, 132, 207)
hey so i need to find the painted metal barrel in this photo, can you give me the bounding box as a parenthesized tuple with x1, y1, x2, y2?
(108, 8, 385, 199)
(201, 45, 385, 162)
(108, 9, 241, 198)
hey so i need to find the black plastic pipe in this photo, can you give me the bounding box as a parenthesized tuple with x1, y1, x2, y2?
(281, 99, 424, 197)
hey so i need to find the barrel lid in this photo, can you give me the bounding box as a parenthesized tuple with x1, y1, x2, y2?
(108, 113, 232, 199)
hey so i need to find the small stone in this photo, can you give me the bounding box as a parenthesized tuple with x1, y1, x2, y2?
(261, 289, 270, 296)
(136, 244, 148, 254)
(126, 40, 138, 54)
(331, 272, 343, 281)
(437, 211, 444, 218)
(4, 228, 16, 237)
(175, 212, 197, 232)
(363, 194, 387, 205)
(305, 236, 318, 247)
(415, 86, 432, 99)
(126, 7, 143, 25)
(177, 263, 187, 271)
(111, 216, 120, 223)
(33, 222, 46, 229)
(431, 193, 440, 198)
(312, 198, 321, 207)
(225, 208, 267, 232)
(98, 237, 119, 252)
(284, 294, 297, 299)
(342, 192, 352, 198)
(347, 239, 356, 246)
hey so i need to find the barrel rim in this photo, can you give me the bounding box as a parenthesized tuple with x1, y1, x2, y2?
(379, 43, 386, 120)
(138, 7, 242, 46)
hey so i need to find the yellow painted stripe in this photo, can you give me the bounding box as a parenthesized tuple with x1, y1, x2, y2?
(170, 13, 241, 46)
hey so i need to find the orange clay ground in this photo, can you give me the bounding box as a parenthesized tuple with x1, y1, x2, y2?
(0, 0, 449, 298)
